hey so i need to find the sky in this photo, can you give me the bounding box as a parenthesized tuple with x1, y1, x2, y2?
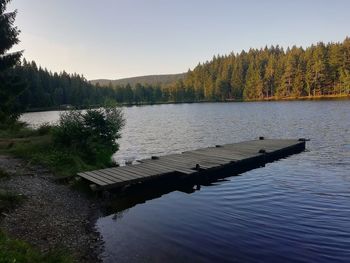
(8, 0, 350, 80)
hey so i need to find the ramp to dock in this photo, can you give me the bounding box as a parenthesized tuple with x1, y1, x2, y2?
(77, 139, 306, 190)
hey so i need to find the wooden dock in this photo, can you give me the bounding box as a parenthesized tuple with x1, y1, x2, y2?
(77, 138, 306, 190)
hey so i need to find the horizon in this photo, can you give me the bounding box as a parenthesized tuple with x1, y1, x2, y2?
(8, 0, 350, 80)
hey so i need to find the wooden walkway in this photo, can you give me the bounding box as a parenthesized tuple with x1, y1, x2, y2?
(77, 139, 306, 190)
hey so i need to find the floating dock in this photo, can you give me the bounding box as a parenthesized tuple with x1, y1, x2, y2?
(77, 138, 306, 190)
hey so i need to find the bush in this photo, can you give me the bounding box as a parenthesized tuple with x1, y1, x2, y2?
(36, 122, 52, 136)
(52, 107, 125, 166)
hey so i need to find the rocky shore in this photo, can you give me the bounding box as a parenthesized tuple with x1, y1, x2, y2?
(0, 155, 103, 262)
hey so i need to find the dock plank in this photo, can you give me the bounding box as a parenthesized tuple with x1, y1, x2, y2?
(148, 160, 196, 174)
(77, 139, 306, 190)
(104, 167, 145, 180)
(127, 164, 165, 175)
(77, 173, 108, 186)
(110, 166, 149, 178)
(99, 169, 137, 181)
(78, 172, 112, 185)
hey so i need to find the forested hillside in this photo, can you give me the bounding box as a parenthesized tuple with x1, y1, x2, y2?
(13, 37, 350, 110)
(14, 59, 167, 108)
(15, 59, 118, 109)
(175, 37, 350, 101)
(91, 73, 186, 87)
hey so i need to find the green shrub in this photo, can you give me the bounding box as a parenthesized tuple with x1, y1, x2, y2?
(52, 107, 125, 166)
(36, 122, 52, 136)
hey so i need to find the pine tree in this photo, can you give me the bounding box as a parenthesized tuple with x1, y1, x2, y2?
(313, 43, 329, 95)
(0, 0, 24, 124)
(292, 66, 305, 97)
(263, 54, 276, 98)
(339, 69, 350, 94)
(231, 58, 245, 99)
(244, 63, 263, 99)
(340, 37, 350, 94)
(328, 43, 343, 92)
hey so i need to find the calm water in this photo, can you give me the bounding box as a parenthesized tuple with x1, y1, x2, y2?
(21, 101, 350, 262)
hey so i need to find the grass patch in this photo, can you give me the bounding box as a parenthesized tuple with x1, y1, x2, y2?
(0, 231, 72, 263)
(0, 121, 39, 139)
(0, 132, 108, 178)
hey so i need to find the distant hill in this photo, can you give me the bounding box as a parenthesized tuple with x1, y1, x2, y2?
(90, 73, 186, 87)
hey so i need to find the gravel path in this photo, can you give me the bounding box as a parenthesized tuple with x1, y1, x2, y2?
(0, 155, 103, 262)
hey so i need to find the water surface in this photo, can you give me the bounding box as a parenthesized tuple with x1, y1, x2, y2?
(21, 101, 350, 262)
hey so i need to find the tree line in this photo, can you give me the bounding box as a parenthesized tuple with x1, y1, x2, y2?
(174, 37, 350, 101)
(1, 0, 350, 122)
(13, 60, 168, 108)
(8, 38, 350, 112)
(14, 59, 118, 109)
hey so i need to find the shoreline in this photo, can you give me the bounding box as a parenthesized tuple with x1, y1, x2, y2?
(24, 94, 350, 112)
(0, 155, 103, 262)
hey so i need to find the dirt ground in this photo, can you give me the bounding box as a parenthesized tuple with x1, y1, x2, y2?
(0, 155, 103, 262)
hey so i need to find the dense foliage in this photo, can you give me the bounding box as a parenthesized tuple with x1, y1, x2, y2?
(13, 38, 350, 110)
(91, 73, 185, 87)
(15, 60, 119, 109)
(53, 107, 125, 166)
(14, 60, 168, 108)
(0, 107, 125, 177)
(0, 0, 25, 124)
(179, 37, 350, 101)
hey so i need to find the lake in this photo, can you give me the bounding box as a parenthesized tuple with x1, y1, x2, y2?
(21, 101, 350, 262)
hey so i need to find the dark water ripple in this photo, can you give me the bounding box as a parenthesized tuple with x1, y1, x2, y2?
(22, 101, 350, 262)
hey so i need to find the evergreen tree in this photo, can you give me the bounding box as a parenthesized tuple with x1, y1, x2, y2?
(5, 36, 350, 109)
(244, 63, 263, 99)
(339, 37, 350, 94)
(263, 54, 276, 98)
(328, 43, 343, 92)
(278, 50, 295, 97)
(230, 58, 244, 99)
(0, 0, 24, 124)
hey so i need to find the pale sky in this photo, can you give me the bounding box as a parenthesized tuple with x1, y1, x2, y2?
(8, 0, 350, 80)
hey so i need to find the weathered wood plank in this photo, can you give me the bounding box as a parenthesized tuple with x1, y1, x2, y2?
(84, 171, 117, 184)
(78, 172, 111, 185)
(93, 170, 127, 183)
(77, 173, 108, 186)
(99, 169, 138, 181)
(129, 164, 168, 176)
(117, 169, 149, 178)
(108, 167, 147, 179)
(145, 160, 196, 174)
(161, 155, 224, 168)
(186, 150, 254, 161)
(151, 158, 195, 169)
(137, 163, 174, 174)
(77, 139, 306, 190)
(182, 152, 230, 164)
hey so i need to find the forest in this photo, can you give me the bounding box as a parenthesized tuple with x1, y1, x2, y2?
(171, 37, 350, 101)
(13, 59, 166, 109)
(12, 37, 350, 110)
